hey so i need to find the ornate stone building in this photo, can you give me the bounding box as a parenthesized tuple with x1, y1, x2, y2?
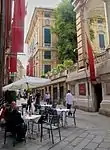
(71, 0, 110, 115)
(25, 7, 58, 77)
(39, 0, 110, 116)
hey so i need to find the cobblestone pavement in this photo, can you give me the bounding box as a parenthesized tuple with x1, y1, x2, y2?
(0, 110, 110, 150)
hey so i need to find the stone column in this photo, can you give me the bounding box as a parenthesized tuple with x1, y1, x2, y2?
(63, 82, 67, 105)
(103, 0, 110, 48)
(57, 83, 60, 103)
(51, 85, 53, 102)
(64, 82, 67, 98)
(47, 86, 49, 93)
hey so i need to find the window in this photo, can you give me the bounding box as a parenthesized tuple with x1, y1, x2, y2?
(44, 65, 51, 73)
(99, 34, 105, 49)
(44, 51, 51, 59)
(97, 18, 103, 24)
(44, 28, 51, 46)
(44, 11, 50, 18)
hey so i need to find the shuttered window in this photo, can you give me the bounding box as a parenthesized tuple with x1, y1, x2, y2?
(44, 51, 51, 59)
(44, 65, 51, 73)
(44, 28, 51, 46)
(99, 34, 105, 49)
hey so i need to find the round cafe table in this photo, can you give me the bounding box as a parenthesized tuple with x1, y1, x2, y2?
(56, 108, 69, 127)
(23, 114, 41, 139)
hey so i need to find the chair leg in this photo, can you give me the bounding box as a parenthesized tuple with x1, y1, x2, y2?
(48, 129, 50, 139)
(4, 130, 7, 144)
(38, 124, 40, 132)
(73, 114, 76, 126)
(58, 128, 61, 141)
(50, 128, 54, 144)
(40, 124, 43, 142)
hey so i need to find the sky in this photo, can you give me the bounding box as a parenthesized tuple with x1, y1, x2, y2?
(18, 0, 61, 68)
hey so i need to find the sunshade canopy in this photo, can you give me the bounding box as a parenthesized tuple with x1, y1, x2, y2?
(3, 76, 50, 91)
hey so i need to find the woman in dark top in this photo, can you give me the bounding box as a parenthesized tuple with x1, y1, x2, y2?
(4, 101, 27, 141)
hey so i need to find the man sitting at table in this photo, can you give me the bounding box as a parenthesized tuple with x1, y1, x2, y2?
(4, 101, 27, 142)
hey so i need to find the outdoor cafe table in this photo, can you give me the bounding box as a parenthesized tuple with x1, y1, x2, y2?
(23, 114, 41, 139)
(56, 108, 69, 127)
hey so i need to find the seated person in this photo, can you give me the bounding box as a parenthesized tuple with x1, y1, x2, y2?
(4, 101, 27, 141)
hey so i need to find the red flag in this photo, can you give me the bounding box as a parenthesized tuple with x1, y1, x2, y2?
(12, 0, 25, 53)
(86, 35, 96, 81)
(10, 56, 17, 72)
(26, 64, 29, 76)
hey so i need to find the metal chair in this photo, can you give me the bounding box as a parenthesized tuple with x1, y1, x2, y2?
(67, 107, 76, 126)
(40, 114, 61, 144)
(4, 123, 26, 147)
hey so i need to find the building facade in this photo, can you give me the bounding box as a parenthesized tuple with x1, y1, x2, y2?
(25, 7, 58, 77)
(0, 0, 12, 96)
(15, 59, 25, 81)
(70, 0, 110, 115)
(38, 0, 110, 116)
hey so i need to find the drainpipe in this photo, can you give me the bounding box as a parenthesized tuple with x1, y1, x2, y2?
(0, 0, 5, 98)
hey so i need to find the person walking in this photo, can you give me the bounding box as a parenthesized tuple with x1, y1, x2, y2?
(66, 90, 73, 116)
(26, 94, 32, 112)
(34, 91, 41, 112)
(44, 92, 50, 104)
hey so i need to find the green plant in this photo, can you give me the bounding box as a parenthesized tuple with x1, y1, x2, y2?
(41, 74, 46, 78)
(64, 59, 73, 69)
(57, 64, 65, 72)
(51, 0, 77, 63)
(89, 28, 95, 42)
(51, 68, 58, 75)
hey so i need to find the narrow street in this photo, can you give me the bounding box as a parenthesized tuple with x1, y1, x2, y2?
(0, 110, 110, 150)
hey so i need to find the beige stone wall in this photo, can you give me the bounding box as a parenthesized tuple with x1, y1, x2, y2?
(25, 7, 58, 77)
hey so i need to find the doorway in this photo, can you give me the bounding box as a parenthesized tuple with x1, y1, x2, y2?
(94, 83, 103, 111)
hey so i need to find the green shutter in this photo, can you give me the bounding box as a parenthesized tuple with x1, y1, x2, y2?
(44, 28, 51, 44)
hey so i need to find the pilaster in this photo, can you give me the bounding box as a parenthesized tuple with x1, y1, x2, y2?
(103, 0, 110, 49)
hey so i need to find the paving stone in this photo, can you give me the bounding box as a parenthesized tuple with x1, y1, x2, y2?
(79, 132, 89, 138)
(85, 142, 98, 150)
(64, 134, 79, 142)
(63, 145, 73, 150)
(72, 139, 91, 150)
(99, 142, 110, 149)
(86, 134, 95, 140)
(96, 148, 108, 150)
(82, 148, 91, 150)
(103, 138, 110, 142)
(92, 136, 103, 144)
(70, 137, 84, 146)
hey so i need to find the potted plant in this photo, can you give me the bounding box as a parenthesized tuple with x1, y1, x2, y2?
(64, 59, 73, 70)
(57, 64, 65, 73)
